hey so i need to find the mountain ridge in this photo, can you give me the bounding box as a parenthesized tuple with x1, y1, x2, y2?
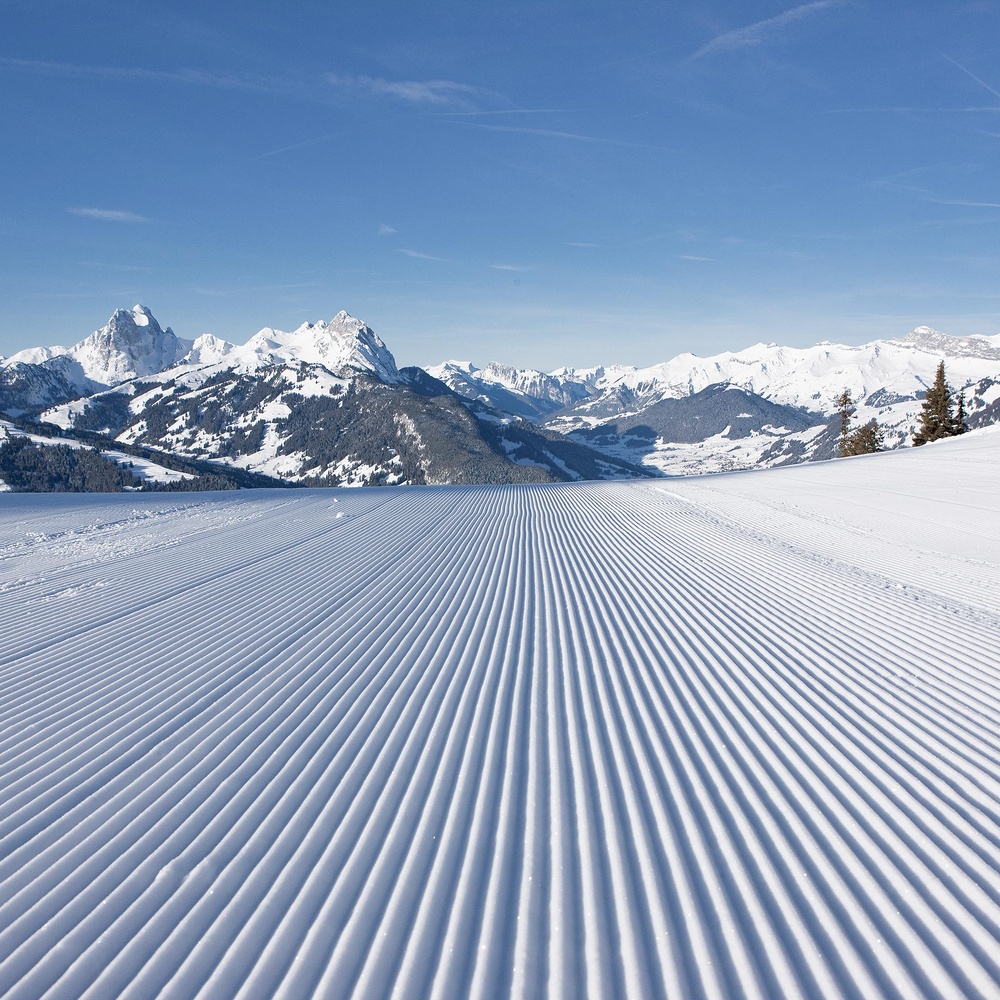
(1, 306, 653, 489)
(431, 325, 1000, 475)
(3, 306, 999, 487)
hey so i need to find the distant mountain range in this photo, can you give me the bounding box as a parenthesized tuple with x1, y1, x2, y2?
(430, 327, 1000, 475)
(0, 307, 650, 489)
(2, 306, 999, 489)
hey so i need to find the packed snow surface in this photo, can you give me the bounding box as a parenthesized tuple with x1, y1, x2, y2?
(1, 432, 1000, 999)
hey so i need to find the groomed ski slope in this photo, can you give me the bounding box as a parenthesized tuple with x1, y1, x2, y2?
(1, 430, 999, 999)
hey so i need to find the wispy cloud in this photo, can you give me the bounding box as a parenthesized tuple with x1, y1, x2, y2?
(825, 106, 1000, 114)
(676, 254, 716, 261)
(564, 241, 599, 248)
(427, 108, 570, 117)
(688, 1, 842, 61)
(943, 54, 1000, 101)
(1, 56, 294, 97)
(67, 207, 151, 223)
(397, 248, 450, 261)
(489, 263, 526, 272)
(928, 197, 1000, 208)
(327, 73, 491, 108)
(868, 166, 1000, 210)
(378, 223, 398, 236)
(255, 130, 354, 159)
(444, 120, 665, 150)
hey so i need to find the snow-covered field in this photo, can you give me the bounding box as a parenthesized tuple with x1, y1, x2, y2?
(1, 430, 999, 999)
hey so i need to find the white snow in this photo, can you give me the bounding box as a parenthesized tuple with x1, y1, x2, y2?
(1, 431, 999, 998)
(3, 306, 192, 390)
(601, 330, 1000, 412)
(235, 312, 400, 383)
(182, 333, 235, 367)
(436, 327, 1000, 476)
(101, 451, 196, 484)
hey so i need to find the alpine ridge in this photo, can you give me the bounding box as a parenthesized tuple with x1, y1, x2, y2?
(5, 305, 193, 390)
(433, 327, 1000, 475)
(4, 306, 1000, 488)
(1, 306, 652, 490)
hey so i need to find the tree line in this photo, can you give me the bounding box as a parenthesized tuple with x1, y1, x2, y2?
(836, 360, 967, 458)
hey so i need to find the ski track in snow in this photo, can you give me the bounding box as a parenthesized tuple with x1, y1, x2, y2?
(1, 439, 1000, 999)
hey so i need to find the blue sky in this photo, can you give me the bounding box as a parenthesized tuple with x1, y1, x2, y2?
(2, 1, 999, 370)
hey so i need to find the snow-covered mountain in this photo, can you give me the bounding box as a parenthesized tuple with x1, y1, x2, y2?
(433, 326, 1000, 475)
(4, 305, 193, 390)
(232, 311, 401, 383)
(0, 418, 287, 492)
(183, 333, 235, 367)
(1, 307, 398, 398)
(6, 305, 1000, 487)
(426, 360, 592, 420)
(7, 306, 650, 488)
(566, 326, 1000, 415)
(0, 355, 96, 416)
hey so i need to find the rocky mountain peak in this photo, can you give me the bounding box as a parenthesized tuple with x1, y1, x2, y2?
(899, 326, 1000, 361)
(72, 305, 193, 386)
(240, 312, 401, 383)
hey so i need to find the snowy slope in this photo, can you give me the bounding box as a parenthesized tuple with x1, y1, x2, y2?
(0, 419, 194, 488)
(1, 434, 999, 998)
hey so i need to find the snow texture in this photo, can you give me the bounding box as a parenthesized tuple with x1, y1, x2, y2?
(548, 328, 1000, 414)
(1, 431, 999, 999)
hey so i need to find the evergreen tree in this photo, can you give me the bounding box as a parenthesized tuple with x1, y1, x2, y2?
(951, 390, 968, 436)
(835, 388, 855, 457)
(913, 361, 959, 446)
(842, 419, 884, 456)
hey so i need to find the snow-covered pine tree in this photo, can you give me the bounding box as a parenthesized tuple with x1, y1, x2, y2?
(912, 361, 954, 446)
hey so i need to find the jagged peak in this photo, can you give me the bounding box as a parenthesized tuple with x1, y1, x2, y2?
(102, 304, 163, 333)
(183, 333, 235, 366)
(129, 304, 153, 326)
(898, 325, 1000, 361)
(238, 311, 401, 383)
(68, 305, 191, 386)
